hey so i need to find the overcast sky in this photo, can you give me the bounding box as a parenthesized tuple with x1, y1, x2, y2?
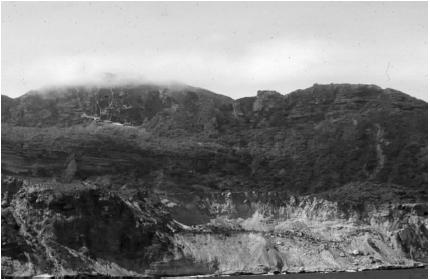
(2, 2, 428, 101)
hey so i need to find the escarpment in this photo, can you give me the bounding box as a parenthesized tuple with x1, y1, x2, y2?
(1, 82, 427, 277)
(2, 177, 427, 277)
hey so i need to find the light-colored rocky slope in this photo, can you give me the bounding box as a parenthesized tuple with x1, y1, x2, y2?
(160, 190, 427, 274)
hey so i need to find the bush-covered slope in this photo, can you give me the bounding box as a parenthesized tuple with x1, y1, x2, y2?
(1, 83, 427, 198)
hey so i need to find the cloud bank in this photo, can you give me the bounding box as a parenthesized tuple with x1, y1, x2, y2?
(2, 2, 427, 100)
(5, 37, 427, 101)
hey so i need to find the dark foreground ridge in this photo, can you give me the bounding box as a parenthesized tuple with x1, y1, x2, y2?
(1, 82, 428, 277)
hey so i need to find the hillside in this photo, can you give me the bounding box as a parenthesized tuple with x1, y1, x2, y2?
(1, 82, 428, 277)
(2, 83, 427, 197)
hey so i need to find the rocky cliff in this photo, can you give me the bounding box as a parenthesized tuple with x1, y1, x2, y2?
(2, 177, 427, 277)
(1, 82, 427, 277)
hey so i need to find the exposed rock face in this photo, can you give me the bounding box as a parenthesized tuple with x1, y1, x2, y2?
(1, 177, 213, 277)
(160, 191, 428, 268)
(2, 177, 427, 277)
(1, 82, 427, 277)
(252, 90, 284, 112)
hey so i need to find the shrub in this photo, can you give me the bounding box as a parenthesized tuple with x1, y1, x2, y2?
(63, 159, 77, 182)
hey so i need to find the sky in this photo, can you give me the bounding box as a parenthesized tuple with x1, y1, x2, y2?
(1, 1, 428, 101)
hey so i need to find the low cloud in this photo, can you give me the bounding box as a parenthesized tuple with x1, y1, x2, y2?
(2, 37, 428, 101)
(3, 38, 326, 94)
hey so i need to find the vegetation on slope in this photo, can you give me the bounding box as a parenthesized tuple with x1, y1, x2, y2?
(1, 83, 427, 200)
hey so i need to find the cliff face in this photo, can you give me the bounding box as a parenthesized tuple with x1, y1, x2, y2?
(1, 82, 428, 277)
(1, 177, 218, 277)
(161, 190, 428, 270)
(2, 177, 427, 277)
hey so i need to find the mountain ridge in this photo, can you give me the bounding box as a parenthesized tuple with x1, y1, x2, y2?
(2, 81, 428, 102)
(1, 82, 427, 132)
(2, 81, 427, 195)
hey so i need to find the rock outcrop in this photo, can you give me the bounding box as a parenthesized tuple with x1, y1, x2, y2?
(161, 190, 428, 268)
(1, 177, 211, 277)
(1, 82, 427, 277)
(2, 177, 427, 277)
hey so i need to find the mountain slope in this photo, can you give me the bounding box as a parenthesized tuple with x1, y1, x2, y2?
(1, 82, 428, 277)
(2, 83, 427, 195)
(1, 81, 232, 130)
